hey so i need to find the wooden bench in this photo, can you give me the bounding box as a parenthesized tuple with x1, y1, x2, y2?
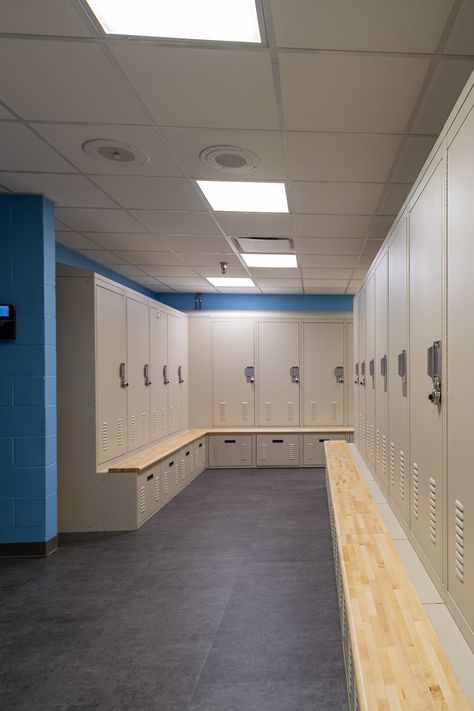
(324, 440, 469, 710)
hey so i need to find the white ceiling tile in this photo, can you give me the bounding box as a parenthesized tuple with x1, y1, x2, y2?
(0, 104, 14, 119)
(305, 286, 347, 294)
(280, 53, 429, 132)
(299, 238, 363, 255)
(352, 269, 369, 280)
(302, 268, 352, 279)
(444, 2, 474, 55)
(141, 266, 197, 278)
(0, 184, 10, 192)
(412, 58, 474, 134)
(35, 124, 183, 177)
(362, 240, 384, 256)
(0, 173, 115, 208)
(56, 208, 146, 233)
(271, 0, 453, 52)
(161, 127, 286, 180)
(304, 278, 348, 288)
(152, 285, 175, 293)
(114, 251, 184, 266)
(348, 280, 364, 293)
(193, 266, 247, 277)
(129, 276, 163, 288)
(291, 182, 384, 215)
(158, 277, 211, 288)
(177, 252, 239, 266)
(84, 233, 169, 250)
(297, 254, 357, 268)
(55, 231, 100, 250)
(55, 219, 72, 231)
(378, 184, 411, 216)
(0, 0, 93, 36)
(77, 250, 127, 265)
(112, 44, 279, 129)
(162, 236, 231, 253)
(215, 287, 259, 294)
(216, 213, 294, 237)
(295, 214, 372, 239)
(0, 123, 73, 172)
(356, 257, 376, 268)
(129, 210, 220, 235)
(391, 136, 437, 182)
(368, 216, 395, 241)
(248, 269, 300, 278)
(259, 286, 303, 293)
(91, 176, 206, 210)
(106, 265, 147, 277)
(255, 278, 301, 286)
(0, 39, 146, 123)
(287, 132, 401, 182)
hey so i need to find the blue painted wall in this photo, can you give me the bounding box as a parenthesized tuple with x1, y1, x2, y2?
(154, 292, 353, 311)
(0, 195, 57, 545)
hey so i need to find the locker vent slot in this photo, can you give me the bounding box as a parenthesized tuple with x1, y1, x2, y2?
(117, 418, 123, 447)
(175, 466, 180, 487)
(330, 401, 337, 421)
(101, 421, 108, 452)
(376, 429, 381, 466)
(455, 499, 465, 583)
(139, 485, 146, 514)
(169, 406, 174, 428)
(163, 472, 168, 495)
(306, 442, 314, 460)
(152, 409, 157, 434)
(130, 415, 136, 442)
(241, 443, 249, 462)
(366, 420, 370, 451)
(288, 443, 296, 461)
(160, 409, 166, 433)
(219, 402, 226, 422)
(310, 401, 317, 421)
(177, 404, 181, 426)
(400, 451, 405, 499)
(260, 443, 268, 461)
(348, 641, 353, 702)
(241, 401, 249, 422)
(390, 442, 395, 488)
(141, 412, 147, 439)
(382, 435, 387, 475)
(413, 463, 419, 520)
(429, 478, 437, 544)
(155, 475, 160, 502)
(370, 424, 375, 458)
(212, 444, 221, 462)
(264, 401, 272, 421)
(287, 401, 295, 422)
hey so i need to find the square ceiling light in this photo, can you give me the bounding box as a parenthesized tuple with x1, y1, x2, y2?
(197, 181, 289, 213)
(242, 254, 297, 268)
(86, 0, 261, 43)
(207, 277, 255, 287)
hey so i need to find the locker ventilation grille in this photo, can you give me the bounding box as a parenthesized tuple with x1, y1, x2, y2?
(160, 409, 166, 433)
(101, 422, 108, 452)
(429, 477, 437, 544)
(152, 409, 157, 435)
(306, 442, 314, 461)
(348, 642, 353, 701)
(382, 435, 387, 475)
(455, 499, 465, 583)
(130, 415, 136, 442)
(139, 485, 146, 514)
(141, 412, 147, 439)
(117, 418, 123, 447)
(260, 443, 268, 461)
(376, 429, 381, 466)
(155, 475, 160, 502)
(288, 443, 296, 460)
(287, 401, 295, 422)
(390, 442, 395, 487)
(241, 401, 249, 422)
(264, 401, 272, 421)
(212, 445, 221, 462)
(400, 451, 405, 499)
(169, 406, 174, 428)
(310, 401, 317, 421)
(370, 424, 375, 458)
(241, 443, 249, 462)
(163, 472, 168, 495)
(331, 401, 337, 421)
(219, 402, 226, 422)
(413, 463, 419, 520)
(175, 465, 180, 487)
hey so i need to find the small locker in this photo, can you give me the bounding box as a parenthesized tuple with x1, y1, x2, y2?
(136, 468, 159, 527)
(212, 320, 255, 426)
(256, 435, 300, 467)
(302, 322, 345, 426)
(258, 321, 300, 426)
(180, 446, 194, 486)
(208, 435, 254, 467)
(303, 434, 347, 467)
(194, 437, 207, 475)
(161, 455, 180, 496)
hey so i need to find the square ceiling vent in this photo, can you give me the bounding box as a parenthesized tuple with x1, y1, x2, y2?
(232, 237, 295, 254)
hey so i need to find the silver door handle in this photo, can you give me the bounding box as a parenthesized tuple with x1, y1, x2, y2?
(119, 362, 128, 388)
(178, 365, 184, 384)
(290, 366, 300, 384)
(163, 365, 169, 385)
(144, 364, 152, 386)
(245, 366, 255, 383)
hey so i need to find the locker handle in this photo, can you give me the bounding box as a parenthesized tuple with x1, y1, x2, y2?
(272, 439, 284, 444)
(178, 365, 184, 384)
(319, 438, 330, 443)
(224, 439, 236, 444)
(119, 362, 128, 388)
(144, 363, 152, 386)
(185, 451, 190, 456)
(147, 473, 153, 481)
(199, 443, 203, 448)
(290, 366, 300, 384)
(163, 365, 170, 385)
(169, 460, 174, 466)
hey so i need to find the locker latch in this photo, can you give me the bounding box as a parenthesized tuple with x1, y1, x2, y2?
(360, 361, 366, 386)
(427, 340, 441, 406)
(354, 362, 359, 385)
(290, 366, 300, 384)
(245, 366, 255, 384)
(119, 362, 128, 388)
(163, 364, 170, 385)
(178, 365, 184, 384)
(398, 350, 407, 383)
(380, 355, 387, 378)
(144, 363, 152, 386)
(369, 358, 375, 378)
(335, 366, 344, 383)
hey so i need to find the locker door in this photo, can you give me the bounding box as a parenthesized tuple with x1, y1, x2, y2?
(212, 320, 255, 426)
(258, 321, 300, 426)
(447, 98, 474, 629)
(364, 274, 376, 471)
(168, 313, 187, 435)
(353, 295, 360, 446)
(346, 322, 354, 427)
(409, 147, 444, 578)
(374, 253, 389, 488)
(149, 308, 168, 442)
(357, 288, 366, 457)
(96, 284, 127, 464)
(302, 322, 344, 426)
(388, 215, 409, 523)
(126, 297, 150, 452)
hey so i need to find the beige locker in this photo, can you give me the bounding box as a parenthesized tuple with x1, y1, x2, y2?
(388, 215, 409, 523)
(212, 320, 255, 426)
(194, 437, 207, 475)
(161, 456, 179, 499)
(353, 295, 360, 446)
(303, 434, 347, 467)
(409, 147, 444, 578)
(258, 321, 300, 426)
(256, 435, 300, 467)
(364, 274, 376, 471)
(96, 284, 127, 464)
(179, 446, 194, 487)
(149, 308, 168, 442)
(357, 288, 367, 457)
(208, 435, 254, 467)
(346, 322, 354, 427)
(168, 313, 187, 434)
(446, 93, 474, 631)
(374, 253, 389, 489)
(126, 297, 150, 452)
(137, 469, 158, 527)
(302, 322, 345, 426)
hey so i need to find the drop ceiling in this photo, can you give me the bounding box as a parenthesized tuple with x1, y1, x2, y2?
(0, 0, 473, 295)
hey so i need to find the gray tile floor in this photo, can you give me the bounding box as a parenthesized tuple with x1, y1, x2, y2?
(0, 468, 348, 711)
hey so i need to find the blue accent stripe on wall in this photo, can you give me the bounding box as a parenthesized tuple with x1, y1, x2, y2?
(154, 292, 354, 311)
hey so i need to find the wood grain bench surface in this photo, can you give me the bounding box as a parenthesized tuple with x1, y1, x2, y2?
(324, 440, 470, 711)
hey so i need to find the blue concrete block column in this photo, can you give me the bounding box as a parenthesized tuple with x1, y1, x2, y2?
(0, 195, 57, 556)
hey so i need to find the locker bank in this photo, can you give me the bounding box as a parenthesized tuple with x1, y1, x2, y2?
(2, 2, 474, 710)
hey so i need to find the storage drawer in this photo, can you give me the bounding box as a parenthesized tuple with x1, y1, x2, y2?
(136, 468, 159, 526)
(180, 446, 194, 486)
(194, 437, 207, 476)
(161, 455, 180, 496)
(303, 434, 347, 467)
(208, 435, 254, 468)
(256, 435, 300, 467)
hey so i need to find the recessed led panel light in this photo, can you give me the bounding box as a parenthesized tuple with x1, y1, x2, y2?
(197, 181, 289, 213)
(87, 0, 261, 43)
(207, 277, 255, 287)
(242, 254, 297, 268)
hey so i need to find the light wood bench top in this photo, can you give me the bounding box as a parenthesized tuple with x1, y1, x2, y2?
(325, 440, 470, 710)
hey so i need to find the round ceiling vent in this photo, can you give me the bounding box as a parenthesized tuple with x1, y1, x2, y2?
(82, 139, 150, 165)
(199, 145, 261, 174)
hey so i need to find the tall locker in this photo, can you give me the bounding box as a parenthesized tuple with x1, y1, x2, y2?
(409, 147, 444, 578)
(212, 320, 255, 426)
(258, 321, 300, 426)
(357, 288, 367, 457)
(96, 284, 127, 464)
(302, 322, 344, 426)
(353, 298, 359, 442)
(149, 307, 168, 442)
(168, 313, 187, 434)
(364, 274, 376, 470)
(374, 254, 389, 489)
(346, 322, 354, 427)
(126, 297, 150, 452)
(446, 93, 474, 631)
(388, 215, 409, 523)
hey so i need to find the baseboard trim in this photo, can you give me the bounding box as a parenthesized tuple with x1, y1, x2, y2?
(0, 537, 58, 558)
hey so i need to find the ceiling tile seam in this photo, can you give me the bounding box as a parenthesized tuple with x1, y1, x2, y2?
(346, 0, 465, 293)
